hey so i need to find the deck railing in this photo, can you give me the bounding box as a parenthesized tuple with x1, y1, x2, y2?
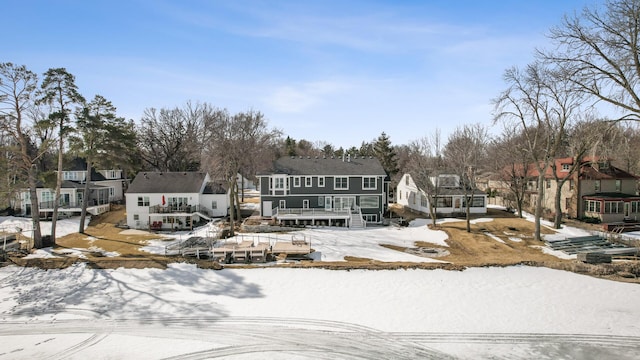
(149, 204, 201, 214)
(273, 207, 351, 217)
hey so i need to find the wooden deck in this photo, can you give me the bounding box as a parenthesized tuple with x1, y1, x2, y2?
(179, 235, 312, 263)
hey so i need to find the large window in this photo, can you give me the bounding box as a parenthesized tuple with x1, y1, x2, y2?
(137, 196, 149, 206)
(632, 201, 640, 213)
(359, 196, 379, 209)
(462, 196, 485, 208)
(604, 201, 624, 214)
(436, 196, 452, 208)
(334, 177, 349, 190)
(362, 177, 376, 190)
(585, 200, 601, 213)
(293, 176, 301, 187)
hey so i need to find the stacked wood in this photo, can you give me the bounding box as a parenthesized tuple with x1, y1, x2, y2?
(578, 252, 612, 264)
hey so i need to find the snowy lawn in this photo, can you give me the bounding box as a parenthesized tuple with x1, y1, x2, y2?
(2, 213, 640, 358)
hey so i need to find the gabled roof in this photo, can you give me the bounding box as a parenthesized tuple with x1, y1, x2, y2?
(127, 172, 207, 194)
(264, 156, 387, 176)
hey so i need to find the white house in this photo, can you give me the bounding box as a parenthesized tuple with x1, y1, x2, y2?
(125, 172, 229, 230)
(396, 173, 487, 216)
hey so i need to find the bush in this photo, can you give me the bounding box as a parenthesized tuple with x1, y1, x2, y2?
(581, 216, 601, 224)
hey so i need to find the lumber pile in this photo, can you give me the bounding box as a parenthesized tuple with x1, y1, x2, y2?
(577, 252, 612, 264)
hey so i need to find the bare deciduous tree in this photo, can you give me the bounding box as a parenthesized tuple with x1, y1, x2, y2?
(494, 62, 585, 239)
(202, 109, 280, 237)
(137, 102, 212, 172)
(0, 63, 51, 248)
(443, 124, 490, 232)
(540, 0, 640, 121)
(404, 130, 444, 227)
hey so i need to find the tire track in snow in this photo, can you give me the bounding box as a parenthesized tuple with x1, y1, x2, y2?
(1, 317, 638, 359)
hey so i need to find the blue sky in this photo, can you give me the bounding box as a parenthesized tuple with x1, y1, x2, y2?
(5, 0, 596, 148)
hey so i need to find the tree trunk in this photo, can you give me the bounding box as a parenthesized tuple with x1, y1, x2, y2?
(50, 126, 64, 243)
(79, 157, 92, 233)
(534, 174, 545, 241)
(28, 165, 43, 249)
(553, 179, 565, 229)
(234, 182, 242, 223)
(228, 179, 235, 237)
(465, 191, 473, 233)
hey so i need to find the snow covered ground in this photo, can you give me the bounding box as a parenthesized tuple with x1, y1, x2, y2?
(1, 213, 640, 359)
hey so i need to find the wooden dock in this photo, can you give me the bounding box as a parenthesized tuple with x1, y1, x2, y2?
(178, 235, 312, 263)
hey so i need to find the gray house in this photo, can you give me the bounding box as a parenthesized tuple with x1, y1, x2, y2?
(259, 155, 390, 227)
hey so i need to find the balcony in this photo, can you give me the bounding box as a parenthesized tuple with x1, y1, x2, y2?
(149, 204, 202, 214)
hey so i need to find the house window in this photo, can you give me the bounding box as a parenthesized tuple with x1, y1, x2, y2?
(360, 196, 379, 209)
(585, 200, 601, 213)
(303, 199, 309, 209)
(293, 177, 301, 187)
(405, 175, 410, 185)
(318, 177, 325, 187)
(595, 180, 601, 192)
(632, 201, 640, 213)
(109, 187, 115, 198)
(363, 214, 378, 222)
(604, 201, 624, 214)
(362, 177, 376, 190)
(565, 198, 571, 210)
(168, 197, 188, 209)
(318, 196, 324, 206)
(334, 177, 349, 190)
(305, 177, 312, 187)
(274, 177, 284, 189)
(561, 164, 570, 172)
(211, 201, 217, 209)
(615, 180, 621, 192)
(133, 214, 139, 220)
(546, 179, 551, 189)
(420, 197, 428, 208)
(137, 196, 149, 206)
(279, 200, 286, 209)
(463, 196, 485, 208)
(399, 191, 402, 200)
(569, 180, 574, 190)
(436, 196, 453, 208)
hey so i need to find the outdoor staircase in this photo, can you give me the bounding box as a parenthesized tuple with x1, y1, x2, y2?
(349, 207, 366, 228)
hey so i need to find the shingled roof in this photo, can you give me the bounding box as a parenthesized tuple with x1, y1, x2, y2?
(127, 172, 207, 193)
(264, 156, 387, 176)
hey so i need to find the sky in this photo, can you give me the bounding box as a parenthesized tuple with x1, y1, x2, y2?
(4, 0, 598, 148)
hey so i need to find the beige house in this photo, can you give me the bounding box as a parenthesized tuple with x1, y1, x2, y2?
(503, 158, 639, 228)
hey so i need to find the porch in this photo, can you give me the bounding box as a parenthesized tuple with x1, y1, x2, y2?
(38, 201, 111, 216)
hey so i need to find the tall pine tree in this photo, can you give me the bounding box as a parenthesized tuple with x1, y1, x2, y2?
(373, 132, 398, 177)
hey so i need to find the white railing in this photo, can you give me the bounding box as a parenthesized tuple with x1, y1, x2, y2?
(274, 207, 351, 217)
